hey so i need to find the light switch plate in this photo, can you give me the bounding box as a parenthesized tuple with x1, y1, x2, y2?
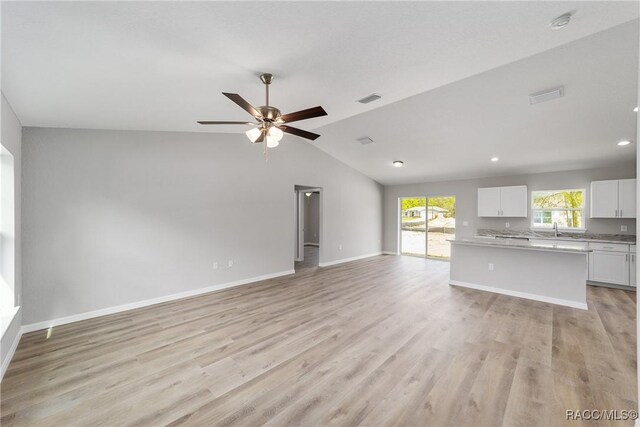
(505, 222, 510, 228)
(621, 225, 628, 232)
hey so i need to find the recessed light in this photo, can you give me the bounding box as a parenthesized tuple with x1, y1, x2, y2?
(634, 107, 638, 112)
(393, 160, 404, 168)
(618, 140, 632, 146)
(491, 157, 499, 162)
(550, 12, 572, 30)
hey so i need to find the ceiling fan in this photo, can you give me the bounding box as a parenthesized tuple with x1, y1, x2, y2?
(197, 73, 327, 148)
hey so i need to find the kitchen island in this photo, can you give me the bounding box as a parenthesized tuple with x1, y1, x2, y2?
(449, 237, 592, 309)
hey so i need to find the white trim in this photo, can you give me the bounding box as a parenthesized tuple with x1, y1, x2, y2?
(449, 280, 588, 310)
(21, 269, 295, 334)
(1, 325, 22, 381)
(319, 252, 382, 267)
(383, 251, 399, 256)
(304, 242, 319, 247)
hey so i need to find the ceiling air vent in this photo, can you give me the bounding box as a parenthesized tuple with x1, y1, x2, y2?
(529, 87, 564, 105)
(357, 136, 374, 145)
(357, 93, 382, 104)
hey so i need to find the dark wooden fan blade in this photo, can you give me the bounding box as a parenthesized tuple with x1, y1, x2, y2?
(222, 93, 261, 119)
(280, 106, 327, 124)
(278, 125, 320, 141)
(255, 129, 267, 143)
(197, 121, 257, 125)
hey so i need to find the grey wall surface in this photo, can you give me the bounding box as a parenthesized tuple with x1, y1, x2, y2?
(384, 164, 636, 253)
(1, 93, 23, 367)
(304, 192, 320, 244)
(22, 127, 383, 325)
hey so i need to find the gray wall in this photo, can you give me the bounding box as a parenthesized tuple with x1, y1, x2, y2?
(1, 93, 23, 368)
(384, 164, 636, 253)
(304, 192, 320, 244)
(22, 127, 383, 325)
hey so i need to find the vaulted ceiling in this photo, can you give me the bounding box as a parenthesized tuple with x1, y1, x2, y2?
(2, 1, 638, 184)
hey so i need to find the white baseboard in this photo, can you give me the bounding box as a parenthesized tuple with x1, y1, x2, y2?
(303, 242, 319, 247)
(319, 252, 382, 267)
(449, 280, 588, 310)
(382, 251, 399, 256)
(22, 269, 295, 334)
(1, 326, 22, 381)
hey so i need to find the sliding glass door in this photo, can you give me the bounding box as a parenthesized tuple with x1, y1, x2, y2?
(400, 197, 426, 257)
(426, 196, 455, 260)
(400, 196, 456, 260)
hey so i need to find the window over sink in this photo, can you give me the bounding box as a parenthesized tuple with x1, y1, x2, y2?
(531, 189, 585, 230)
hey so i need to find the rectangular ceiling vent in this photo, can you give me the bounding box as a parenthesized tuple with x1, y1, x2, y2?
(357, 93, 382, 104)
(357, 136, 374, 145)
(529, 87, 564, 105)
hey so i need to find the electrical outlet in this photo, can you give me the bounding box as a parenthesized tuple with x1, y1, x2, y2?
(621, 225, 628, 232)
(339, 244, 343, 251)
(505, 222, 510, 228)
(228, 260, 233, 267)
(212, 262, 218, 270)
(462, 221, 469, 226)
(488, 263, 494, 271)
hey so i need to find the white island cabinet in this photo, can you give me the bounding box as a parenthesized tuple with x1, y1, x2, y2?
(590, 179, 636, 218)
(450, 237, 590, 309)
(477, 185, 527, 217)
(630, 245, 636, 287)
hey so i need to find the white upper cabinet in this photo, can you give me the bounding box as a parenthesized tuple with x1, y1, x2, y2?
(477, 187, 501, 217)
(477, 185, 527, 217)
(500, 186, 528, 217)
(590, 179, 636, 218)
(618, 179, 636, 219)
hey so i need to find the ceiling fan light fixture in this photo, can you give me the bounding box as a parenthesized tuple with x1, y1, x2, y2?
(268, 126, 284, 142)
(246, 127, 262, 143)
(266, 126, 283, 148)
(266, 136, 280, 148)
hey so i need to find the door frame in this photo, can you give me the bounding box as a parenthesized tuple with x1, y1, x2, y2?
(294, 187, 323, 266)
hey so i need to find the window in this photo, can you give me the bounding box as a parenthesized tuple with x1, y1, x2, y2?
(531, 189, 585, 230)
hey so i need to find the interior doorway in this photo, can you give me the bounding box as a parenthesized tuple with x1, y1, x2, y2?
(399, 195, 456, 260)
(294, 186, 321, 271)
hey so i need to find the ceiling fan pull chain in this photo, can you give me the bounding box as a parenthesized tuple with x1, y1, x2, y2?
(264, 138, 268, 162)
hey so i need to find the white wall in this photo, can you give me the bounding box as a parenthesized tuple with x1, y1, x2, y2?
(304, 192, 320, 245)
(384, 164, 636, 253)
(21, 127, 383, 326)
(1, 93, 23, 370)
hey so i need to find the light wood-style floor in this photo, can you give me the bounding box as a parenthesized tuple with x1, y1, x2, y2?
(1, 255, 636, 426)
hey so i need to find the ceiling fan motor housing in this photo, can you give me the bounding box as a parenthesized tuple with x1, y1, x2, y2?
(258, 106, 281, 122)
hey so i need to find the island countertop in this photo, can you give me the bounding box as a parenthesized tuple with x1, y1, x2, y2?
(475, 229, 635, 244)
(449, 237, 592, 254)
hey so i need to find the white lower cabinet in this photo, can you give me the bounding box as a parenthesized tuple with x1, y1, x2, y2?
(588, 250, 630, 286)
(630, 246, 637, 287)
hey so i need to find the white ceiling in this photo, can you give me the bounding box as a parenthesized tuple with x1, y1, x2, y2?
(317, 20, 639, 184)
(2, 1, 639, 184)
